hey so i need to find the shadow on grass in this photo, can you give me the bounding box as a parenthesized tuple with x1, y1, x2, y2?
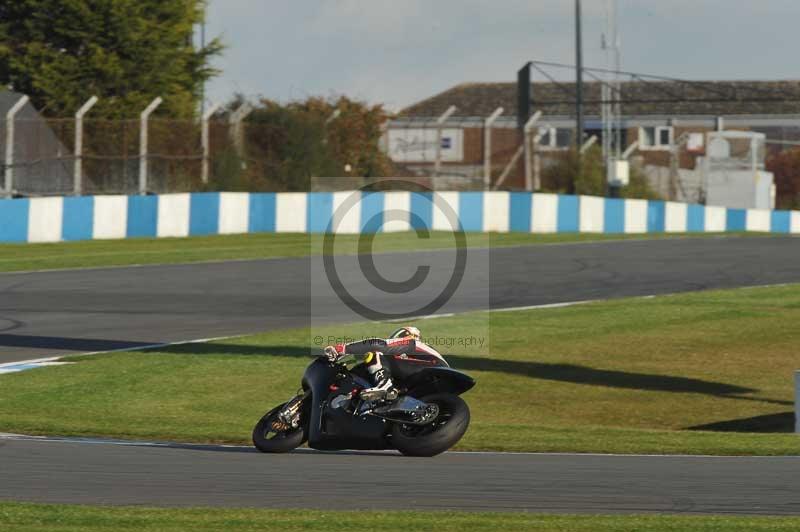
(156, 342, 316, 358)
(147, 342, 792, 407)
(686, 412, 795, 433)
(446, 355, 756, 397)
(0, 334, 156, 352)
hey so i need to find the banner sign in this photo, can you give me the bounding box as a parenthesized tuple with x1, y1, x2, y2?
(387, 128, 463, 162)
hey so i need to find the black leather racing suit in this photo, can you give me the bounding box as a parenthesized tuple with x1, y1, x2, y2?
(337, 337, 412, 389)
(335, 336, 445, 389)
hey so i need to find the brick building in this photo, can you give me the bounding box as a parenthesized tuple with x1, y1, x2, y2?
(387, 80, 800, 196)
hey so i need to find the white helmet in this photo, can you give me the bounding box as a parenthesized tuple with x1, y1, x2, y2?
(389, 326, 420, 341)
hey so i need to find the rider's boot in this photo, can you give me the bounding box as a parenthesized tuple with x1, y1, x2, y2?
(360, 368, 397, 402)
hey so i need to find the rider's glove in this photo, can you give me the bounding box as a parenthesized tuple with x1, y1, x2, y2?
(323, 345, 340, 363)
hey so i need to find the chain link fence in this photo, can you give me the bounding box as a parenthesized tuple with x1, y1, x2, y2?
(3, 107, 797, 203)
(1, 116, 310, 197)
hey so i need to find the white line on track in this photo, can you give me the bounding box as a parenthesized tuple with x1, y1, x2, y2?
(0, 335, 240, 370)
(0, 432, 795, 459)
(2, 282, 794, 370)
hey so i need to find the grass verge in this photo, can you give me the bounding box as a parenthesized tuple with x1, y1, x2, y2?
(0, 231, 763, 273)
(1, 284, 799, 455)
(2, 502, 800, 532)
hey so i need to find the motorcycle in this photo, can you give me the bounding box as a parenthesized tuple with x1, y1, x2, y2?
(252, 354, 475, 457)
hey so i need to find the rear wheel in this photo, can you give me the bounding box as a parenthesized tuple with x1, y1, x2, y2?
(391, 393, 470, 457)
(252, 404, 306, 453)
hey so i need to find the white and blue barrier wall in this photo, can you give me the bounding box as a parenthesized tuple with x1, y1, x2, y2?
(1, 191, 799, 243)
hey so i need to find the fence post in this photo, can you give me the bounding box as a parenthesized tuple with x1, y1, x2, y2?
(532, 130, 544, 191)
(4, 95, 29, 198)
(201, 102, 220, 184)
(378, 121, 389, 154)
(795, 371, 799, 433)
(434, 105, 456, 177)
(138, 97, 163, 195)
(523, 111, 542, 191)
(73, 96, 98, 196)
(622, 140, 639, 159)
(229, 103, 253, 158)
(580, 135, 598, 154)
(322, 108, 341, 148)
(483, 107, 504, 189)
(325, 108, 341, 126)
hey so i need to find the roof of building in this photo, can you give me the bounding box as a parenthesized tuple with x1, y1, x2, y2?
(400, 80, 800, 118)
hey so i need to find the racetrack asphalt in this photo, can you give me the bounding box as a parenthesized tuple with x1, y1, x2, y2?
(1, 236, 800, 364)
(1, 434, 798, 514)
(2, 236, 800, 515)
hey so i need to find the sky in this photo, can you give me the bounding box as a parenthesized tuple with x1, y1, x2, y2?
(204, 0, 800, 112)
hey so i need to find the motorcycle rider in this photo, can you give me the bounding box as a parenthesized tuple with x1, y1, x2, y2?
(323, 326, 445, 401)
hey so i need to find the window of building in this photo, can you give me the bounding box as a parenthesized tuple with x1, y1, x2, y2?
(536, 127, 574, 150)
(537, 126, 554, 147)
(658, 126, 672, 146)
(639, 126, 673, 149)
(555, 128, 572, 148)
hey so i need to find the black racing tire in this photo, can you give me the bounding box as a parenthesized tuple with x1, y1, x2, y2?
(252, 404, 306, 453)
(391, 393, 470, 457)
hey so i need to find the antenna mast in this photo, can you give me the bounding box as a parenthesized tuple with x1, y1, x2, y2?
(601, 0, 622, 161)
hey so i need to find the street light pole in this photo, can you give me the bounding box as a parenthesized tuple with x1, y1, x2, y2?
(575, 0, 584, 150)
(199, 1, 207, 118)
(575, 0, 584, 193)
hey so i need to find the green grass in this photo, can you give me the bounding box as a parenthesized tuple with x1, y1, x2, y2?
(0, 231, 764, 272)
(1, 284, 799, 455)
(2, 502, 800, 532)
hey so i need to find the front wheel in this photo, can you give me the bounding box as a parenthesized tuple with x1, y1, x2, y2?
(391, 393, 470, 457)
(252, 404, 306, 453)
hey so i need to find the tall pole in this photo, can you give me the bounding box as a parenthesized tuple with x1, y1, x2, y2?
(74, 95, 98, 196)
(200, 3, 206, 119)
(574, 0, 584, 194)
(611, 0, 621, 161)
(433, 105, 456, 178)
(483, 107, 503, 189)
(201, 102, 220, 184)
(4, 95, 29, 198)
(229, 102, 253, 157)
(575, 0, 584, 152)
(523, 111, 542, 192)
(139, 96, 163, 195)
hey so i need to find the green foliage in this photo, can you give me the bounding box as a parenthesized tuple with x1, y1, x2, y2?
(0, 0, 222, 118)
(620, 165, 662, 200)
(766, 147, 800, 209)
(241, 99, 338, 191)
(211, 96, 394, 192)
(541, 146, 661, 199)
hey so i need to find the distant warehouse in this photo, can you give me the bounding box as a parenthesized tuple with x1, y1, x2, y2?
(386, 80, 800, 207)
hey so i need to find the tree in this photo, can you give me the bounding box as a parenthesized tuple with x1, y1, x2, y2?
(212, 95, 394, 192)
(541, 146, 660, 199)
(302, 96, 394, 179)
(766, 148, 800, 210)
(0, 0, 222, 118)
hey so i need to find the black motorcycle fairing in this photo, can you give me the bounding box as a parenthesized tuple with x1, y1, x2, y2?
(403, 366, 476, 398)
(302, 358, 390, 450)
